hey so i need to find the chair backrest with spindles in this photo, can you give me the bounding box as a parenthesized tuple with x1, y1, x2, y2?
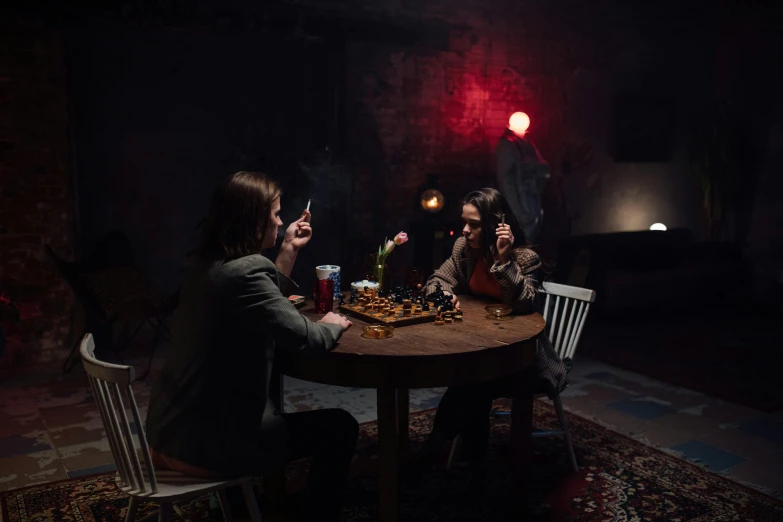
(79, 334, 158, 494)
(541, 282, 597, 361)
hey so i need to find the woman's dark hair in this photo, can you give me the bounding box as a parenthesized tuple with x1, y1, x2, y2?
(199, 171, 281, 260)
(462, 188, 527, 257)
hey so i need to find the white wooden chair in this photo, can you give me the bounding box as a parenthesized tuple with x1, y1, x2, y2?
(79, 333, 262, 522)
(447, 282, 596, 472)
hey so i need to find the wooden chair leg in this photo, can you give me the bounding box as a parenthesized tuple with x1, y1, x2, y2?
(553, 394, 578, 472)
(216, 489, 234, 522)
(136, 322, 160, 381)
(157, 502, 171, 522)
(241, 481, 264, 522)
(125, 496, 139, 522)
(62, 332, 83, 373)
(446, 435, 461, 470)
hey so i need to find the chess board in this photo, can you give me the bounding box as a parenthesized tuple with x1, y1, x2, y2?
(339, 301, 440, 326)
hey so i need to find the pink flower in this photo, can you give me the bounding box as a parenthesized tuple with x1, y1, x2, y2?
(378, 231, 409, 259)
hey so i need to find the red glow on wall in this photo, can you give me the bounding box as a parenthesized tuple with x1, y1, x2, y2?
(509, 112, 530, 135)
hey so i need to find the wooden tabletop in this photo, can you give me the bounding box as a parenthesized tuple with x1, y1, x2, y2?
(277, 294, 545, 389)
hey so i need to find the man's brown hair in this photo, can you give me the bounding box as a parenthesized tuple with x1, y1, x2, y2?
(199, 171, 281, 260)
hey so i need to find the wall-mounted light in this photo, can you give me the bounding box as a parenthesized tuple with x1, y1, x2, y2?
(650, 223, 667, 231)
(509, 112, 530, 136)
(420, 189, 445, 213)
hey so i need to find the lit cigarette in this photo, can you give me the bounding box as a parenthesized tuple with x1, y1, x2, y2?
(306, 199, 311, 212)
(501, 213, 505, 225)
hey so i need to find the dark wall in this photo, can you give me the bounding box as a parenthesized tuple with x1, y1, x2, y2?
(0, 20, 74, 371)
(68, 26, 337, 292)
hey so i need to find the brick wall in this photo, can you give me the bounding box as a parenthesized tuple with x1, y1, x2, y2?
(0, 20, 75, 373)
(334, 0, 689, 245)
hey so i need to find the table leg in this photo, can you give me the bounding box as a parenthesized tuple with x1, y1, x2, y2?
(377, 387, 399, 522)
(263, 471, 286, 522)
(511, 366, 535, 520)
(396, 388, 409, 452)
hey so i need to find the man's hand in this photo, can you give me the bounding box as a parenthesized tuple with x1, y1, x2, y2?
(282, 210, 312, 252)
(318, 311, 353, 332)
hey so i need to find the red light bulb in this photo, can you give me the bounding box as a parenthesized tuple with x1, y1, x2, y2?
(509, 112, 530, 135)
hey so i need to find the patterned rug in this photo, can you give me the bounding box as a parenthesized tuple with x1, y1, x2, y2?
(3, 401, 782, 522)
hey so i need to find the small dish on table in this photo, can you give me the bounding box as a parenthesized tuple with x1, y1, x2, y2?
(361, 324, 394, 339)
(484, 304, 513, 321)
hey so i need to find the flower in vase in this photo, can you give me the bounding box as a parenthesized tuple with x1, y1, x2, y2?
(394, 232, 409, 245)
(379, 231, 409, 257)
(372, 231, 408, 290)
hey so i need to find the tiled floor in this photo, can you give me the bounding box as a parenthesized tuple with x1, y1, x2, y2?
(1, 351, 782, 499)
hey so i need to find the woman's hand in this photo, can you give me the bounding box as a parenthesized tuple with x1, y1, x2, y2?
(443, 291, 461, 310)
(282, 210, 312, 252)
(495, 223, 514, 264)
(318, 311, 353, 332)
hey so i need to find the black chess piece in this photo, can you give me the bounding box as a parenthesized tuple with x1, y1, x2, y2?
(338, 294, 346, 307)
(422, 302, 430, 312)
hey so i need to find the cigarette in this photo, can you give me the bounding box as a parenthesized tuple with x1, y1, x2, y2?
(306, 199, 311, 212)
(501, 213, 505, 225)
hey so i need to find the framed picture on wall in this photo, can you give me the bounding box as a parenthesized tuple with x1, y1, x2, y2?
(609, 94, 676, 162)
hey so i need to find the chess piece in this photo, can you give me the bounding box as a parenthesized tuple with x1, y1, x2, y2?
(422, 302, 430, 312)
(434, 317, 444, 325)
(338, 294, 346, 307)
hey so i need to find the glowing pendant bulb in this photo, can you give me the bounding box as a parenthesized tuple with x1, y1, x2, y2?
(509, 112, 530, 135)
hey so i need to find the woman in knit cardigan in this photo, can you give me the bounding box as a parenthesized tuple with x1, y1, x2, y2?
(414, 187, 567, 472)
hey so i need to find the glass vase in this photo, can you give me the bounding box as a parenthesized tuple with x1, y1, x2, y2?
(371, 260, 389, 291)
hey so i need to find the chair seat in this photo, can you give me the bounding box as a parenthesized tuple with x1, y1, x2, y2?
(116, 471, 252, 501)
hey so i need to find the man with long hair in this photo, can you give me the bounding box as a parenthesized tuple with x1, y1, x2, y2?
(146, 171, 357, 521)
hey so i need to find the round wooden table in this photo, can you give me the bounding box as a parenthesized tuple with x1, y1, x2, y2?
(275, 295, 545, 522)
